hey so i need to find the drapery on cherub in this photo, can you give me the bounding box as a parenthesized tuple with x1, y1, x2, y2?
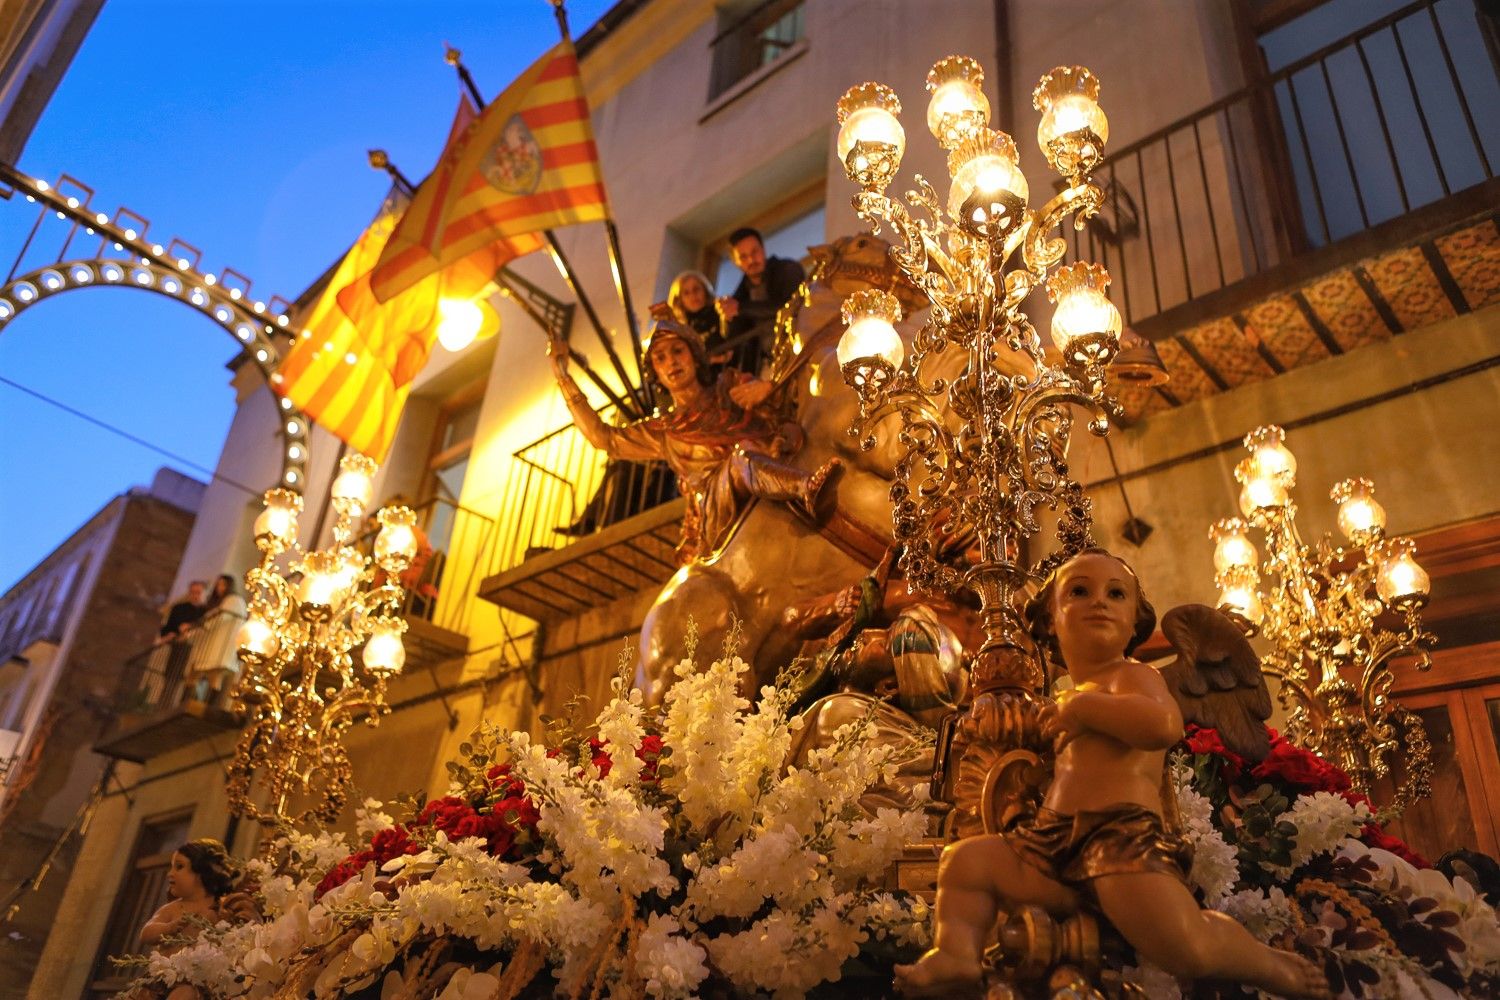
(896, 548, 1329, 998)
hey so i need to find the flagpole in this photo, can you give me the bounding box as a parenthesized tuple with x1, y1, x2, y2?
(551, 0, 651, 409)
(447, 40, 648, 416)
(367, 149, 415, 195)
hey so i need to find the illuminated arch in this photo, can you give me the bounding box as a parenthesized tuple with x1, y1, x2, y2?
(0, 164, 310, 489)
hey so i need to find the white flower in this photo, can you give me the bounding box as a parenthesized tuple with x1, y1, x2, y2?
(1172, 764, 1238, 904)
(1121, 961, 1182, 999)
(1215, 887, 1295, 937)
(633, 913, 709, 999)
(1279, 792, 1371, 869)
(355, 797, 395, 837)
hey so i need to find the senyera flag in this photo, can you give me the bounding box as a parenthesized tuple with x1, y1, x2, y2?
(370, 40, 608, 303)
(271, 185, 503, 463)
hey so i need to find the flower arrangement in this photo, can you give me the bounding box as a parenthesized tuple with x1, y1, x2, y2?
(119, 634, 930, 1000)
(1164, 725, 1500, 998)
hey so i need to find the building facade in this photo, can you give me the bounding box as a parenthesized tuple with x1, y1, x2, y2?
(27, 0, 1500, 995)
(0, 468, 202, 997)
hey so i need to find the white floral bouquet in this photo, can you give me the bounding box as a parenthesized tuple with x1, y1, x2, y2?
(118, 634, 931, 999)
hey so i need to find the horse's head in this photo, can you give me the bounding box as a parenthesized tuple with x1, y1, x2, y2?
(806, 232, 927, 316)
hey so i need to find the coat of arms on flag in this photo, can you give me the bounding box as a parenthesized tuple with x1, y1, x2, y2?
(483, 116, 544, 196)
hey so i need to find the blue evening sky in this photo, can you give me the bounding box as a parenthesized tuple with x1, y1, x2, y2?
(0, 0, 616, 592)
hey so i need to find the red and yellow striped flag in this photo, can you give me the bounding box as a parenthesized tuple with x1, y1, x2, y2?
(369, 40, 608, 303)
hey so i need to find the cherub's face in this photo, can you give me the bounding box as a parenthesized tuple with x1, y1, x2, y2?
(1052, 553, 1139, 654)
(166, 851, 203, 900)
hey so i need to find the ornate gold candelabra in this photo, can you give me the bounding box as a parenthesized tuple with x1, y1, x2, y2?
(1211, 425, 1435, 804)
(227, 454, 420, 828)
(832, 58, 1121, 829)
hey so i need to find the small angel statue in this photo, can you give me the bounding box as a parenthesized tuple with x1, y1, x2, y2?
(896, 548, 1328, 998)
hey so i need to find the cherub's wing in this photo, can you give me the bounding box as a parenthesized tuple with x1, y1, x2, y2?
(1158, 604, 1273, 763)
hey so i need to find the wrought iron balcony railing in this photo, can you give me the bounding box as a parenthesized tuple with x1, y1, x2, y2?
(1063, 0, 1497, 334)
(112, 606, 247, 718)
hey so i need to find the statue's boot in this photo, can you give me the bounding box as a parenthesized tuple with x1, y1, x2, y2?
(800, 457, 843, 524)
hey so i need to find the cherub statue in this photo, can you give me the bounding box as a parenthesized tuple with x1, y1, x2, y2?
(896, 548, 1328, 998)
(549, 315, 840, 564)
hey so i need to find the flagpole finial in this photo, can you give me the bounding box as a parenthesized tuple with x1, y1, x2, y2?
(444, 43, 462, 66)
(367, 149, 389, 170)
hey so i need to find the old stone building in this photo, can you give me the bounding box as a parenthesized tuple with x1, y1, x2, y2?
(0, 468, 202, 996)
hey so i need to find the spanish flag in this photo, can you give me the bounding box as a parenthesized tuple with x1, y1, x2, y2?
(369, 40, 608, 303)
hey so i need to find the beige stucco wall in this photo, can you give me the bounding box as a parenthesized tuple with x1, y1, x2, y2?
(1075, 301, 1500, 611)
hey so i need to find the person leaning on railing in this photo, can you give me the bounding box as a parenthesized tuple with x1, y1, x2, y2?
(183, 574, 245, 707)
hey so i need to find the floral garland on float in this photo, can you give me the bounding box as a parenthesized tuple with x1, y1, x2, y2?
(119, 650, 1500, 1000)
(118, 635, 932, 1000)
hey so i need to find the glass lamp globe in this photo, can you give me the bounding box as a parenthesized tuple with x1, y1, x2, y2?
(1210, 518, 1258, 573)
(925, 55, 989, 148)
(1216, 566, 1264, 626)
(297, 551, 348, 619)
(437, 298, 485, 352)
(375, 506, 420, 574)
(1033, 66, 1108, 176)
(1243, 425, 1297, 486)
(253, 489, 302, 553)
(363, 620, 407, 675)
(1331, 478, 1387, 544)
(1046, 261, 1121, 367)
(836, 83, 905, 191)
(836, 289, 904, 372)
(946, 129, 1028, 237)
(1375, 538, 1430, 608)
(330, 454, 377, 517)
(236, 615, 280, 664)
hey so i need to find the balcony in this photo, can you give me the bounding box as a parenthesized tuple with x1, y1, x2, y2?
(479, 413, 681, 622)
(94, 609, 245, 763)
(1061, 0, 1499, 423)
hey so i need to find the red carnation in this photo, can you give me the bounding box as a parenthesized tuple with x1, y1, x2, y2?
(1184, 725, 1246, 778)
(1250, 731, 1353, 794)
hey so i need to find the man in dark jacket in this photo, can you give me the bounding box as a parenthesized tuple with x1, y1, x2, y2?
(717, 226, 805, 374)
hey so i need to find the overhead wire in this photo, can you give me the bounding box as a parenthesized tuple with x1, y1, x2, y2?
(0, 373, 261, 497)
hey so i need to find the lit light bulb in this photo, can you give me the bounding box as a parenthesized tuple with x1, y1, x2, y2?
(375, 506, 421, 574)
(236, 615, 280, 663)
(1216, 565, 1264, 626)
(1243, 425, 1297, 487)
(925, 55, 988, 148)
(946, 129, 1027, 236)
(836, 289, 904, 372)
(1210, 518, 1258, 573)
(1237, 467, 1290, 517)
(1046, 261, 1121, 367)
(1375, 537, 1430, 608)
(436, 298, 485, 351)
(1331, 478, 1386, 543)
(363, 620, 407, 674)
(253, 489, 302, 552)
(1033, 66, 1108, 176)
(297, 551, 348, 617)
(835, 82, 905, 190)
(330, 454, 377, 516)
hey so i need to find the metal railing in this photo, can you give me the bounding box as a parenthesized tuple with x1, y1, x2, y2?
(489, 405, 678, 577)
(366, 496, 495, 636)
(113, 606, 247, 716)
(1064, 0, 1497, 328)
(707, 0, 806, 100)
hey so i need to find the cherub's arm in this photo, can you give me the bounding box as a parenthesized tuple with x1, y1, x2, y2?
(138, 900, 184, 949)
(1059, 667, 1184, 750)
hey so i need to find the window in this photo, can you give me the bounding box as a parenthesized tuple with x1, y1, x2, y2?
(707, 0, 806, 101)
(88, 812, 194, 997)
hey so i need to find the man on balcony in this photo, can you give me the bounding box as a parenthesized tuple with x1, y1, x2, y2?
(549, 316, 838, 564)
(155, 580, 206, 644)
(717, 226, 805, 375)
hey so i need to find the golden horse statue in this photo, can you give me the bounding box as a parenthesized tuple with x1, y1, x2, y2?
(635, 233, 930, 704)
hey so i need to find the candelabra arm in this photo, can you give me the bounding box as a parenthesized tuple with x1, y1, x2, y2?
(1019, 181, 1104, 280)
